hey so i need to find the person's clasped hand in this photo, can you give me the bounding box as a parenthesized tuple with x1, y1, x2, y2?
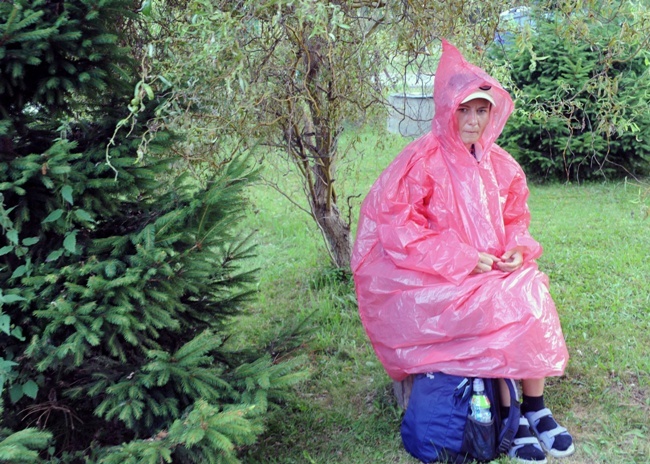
(472, 247, 525, 274)
(496, 247, 524, 272)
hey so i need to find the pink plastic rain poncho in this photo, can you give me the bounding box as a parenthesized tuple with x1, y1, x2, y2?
(351, 41, 569, 382)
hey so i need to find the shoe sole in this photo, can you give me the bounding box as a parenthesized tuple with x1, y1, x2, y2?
(513, 457, 548, 464)
(542, 442, 576, 458)
(510, 456, 548, 464)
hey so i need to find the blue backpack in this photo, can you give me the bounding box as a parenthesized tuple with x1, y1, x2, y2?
(401, 373, 520, 463)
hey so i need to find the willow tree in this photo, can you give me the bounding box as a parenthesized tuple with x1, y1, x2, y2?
(140, 0, 650, 268)
(138, 0, 504, 269)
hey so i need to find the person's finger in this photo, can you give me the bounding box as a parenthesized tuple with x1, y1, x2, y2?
(496, 258, 522, 272)
(496, 262, 513, 271)
(501, 248, 524, 263)
(479, 253, 500, 266)
(473, 261, 491, 274)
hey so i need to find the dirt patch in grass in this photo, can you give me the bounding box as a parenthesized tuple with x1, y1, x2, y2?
(607, 370, 649, 411)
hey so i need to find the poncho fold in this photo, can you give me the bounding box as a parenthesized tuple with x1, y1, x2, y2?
(351, 41, 569, 381)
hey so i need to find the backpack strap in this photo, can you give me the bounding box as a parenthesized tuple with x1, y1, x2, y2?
(497, 378, 520, 454)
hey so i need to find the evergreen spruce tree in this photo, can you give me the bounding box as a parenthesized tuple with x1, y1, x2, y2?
(1, 1, 305, 462)
(491, 14, 650, 182)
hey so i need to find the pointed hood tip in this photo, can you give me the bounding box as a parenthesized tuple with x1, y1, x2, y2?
(440, 39, 464, 61)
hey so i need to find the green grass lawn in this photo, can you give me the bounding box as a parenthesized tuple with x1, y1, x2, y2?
(233, 128, 650, 464)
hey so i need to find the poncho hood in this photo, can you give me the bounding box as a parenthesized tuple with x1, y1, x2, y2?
(433, 40, 514, 163)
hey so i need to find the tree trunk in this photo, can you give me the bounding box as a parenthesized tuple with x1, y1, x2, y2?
(312, 196, 352, 269)
(310, 158, 352, 269)
(298, 35, 353, 269)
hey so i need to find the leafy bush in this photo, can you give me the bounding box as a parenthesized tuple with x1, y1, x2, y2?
(0, 0, 305, 462)
(491, 13, 650, 182)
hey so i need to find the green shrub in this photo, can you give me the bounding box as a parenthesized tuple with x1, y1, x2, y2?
(0, 1, 305, 461)
(491, 14, 650, 182)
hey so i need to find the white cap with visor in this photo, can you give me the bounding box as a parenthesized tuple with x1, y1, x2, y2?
(461, 86, 496, 107)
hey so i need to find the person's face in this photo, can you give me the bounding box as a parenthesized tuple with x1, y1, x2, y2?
(455, 99, 491, 148)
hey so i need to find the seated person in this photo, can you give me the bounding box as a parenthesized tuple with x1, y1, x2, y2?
(351, 40, 575, 463)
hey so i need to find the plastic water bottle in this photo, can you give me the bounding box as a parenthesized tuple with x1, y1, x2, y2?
(470, 378, 492, 423)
